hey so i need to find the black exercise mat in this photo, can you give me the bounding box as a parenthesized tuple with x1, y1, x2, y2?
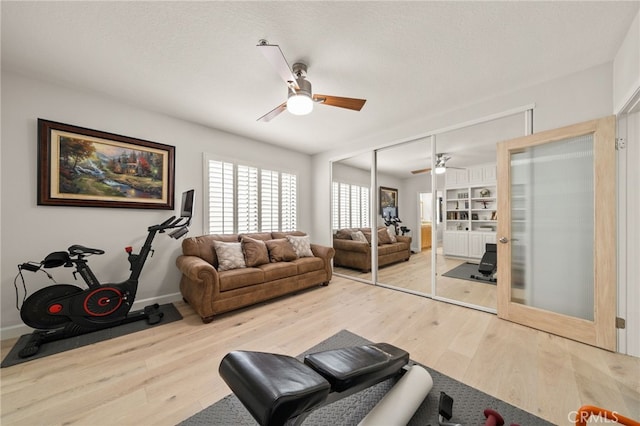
(178, 329, 552, 426)
(2, 303, 182, 368)
(442, 262, 496, 285)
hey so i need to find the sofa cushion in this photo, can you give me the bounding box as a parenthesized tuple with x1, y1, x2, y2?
(350, 230, 368, 243)
(294, 257, 325, 274)
(181, 234, 238, 267)
(213, 241, 247, 271)
(286, 235, 314, 257)
(361, 230, 372, 245)
(335, 228, 356, 240)
(258, 262, 298, 281)
(378, 242, 407, 255)
(272, 231, 306, 239)
(240, 232, 273, 241)
(377, 228, 392, 245)
(241, 236, 270, 267)
(265, 239, 298, 262)
(219, 268, 265, 291)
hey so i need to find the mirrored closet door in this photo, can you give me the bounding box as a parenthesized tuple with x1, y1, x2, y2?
(433, 113, 526, 311)
(374, 139, 432, 294)
(331, 152, 373, 283)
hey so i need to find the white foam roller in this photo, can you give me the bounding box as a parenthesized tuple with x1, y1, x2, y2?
(358, 365, 433, 426)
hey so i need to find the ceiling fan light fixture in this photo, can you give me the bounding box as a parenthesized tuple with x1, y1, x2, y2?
(434, 154, 448, 174)
(287, 93, 314, 115)
(286, 76, 313, 115)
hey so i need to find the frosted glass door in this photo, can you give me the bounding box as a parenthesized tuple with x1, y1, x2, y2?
(497, 116, 616, 351)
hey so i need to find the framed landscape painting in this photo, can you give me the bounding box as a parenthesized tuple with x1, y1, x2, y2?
(37, 119, 175, 209)
(379, 186, 398, 217)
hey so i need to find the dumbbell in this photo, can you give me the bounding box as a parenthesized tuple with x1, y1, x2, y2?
(484, 409, 504, 426)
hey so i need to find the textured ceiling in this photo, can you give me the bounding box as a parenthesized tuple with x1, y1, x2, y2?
(2, 1, 638, 171)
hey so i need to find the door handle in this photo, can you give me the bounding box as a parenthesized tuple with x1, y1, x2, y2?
(499, 237, 509, 244)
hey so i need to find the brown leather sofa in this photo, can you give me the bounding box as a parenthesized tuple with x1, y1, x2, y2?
(333, 227, 411, 272)
(176, 231, 335, 323)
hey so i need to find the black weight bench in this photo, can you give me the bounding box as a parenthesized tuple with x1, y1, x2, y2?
(471, 243, 497, 283)
(219, 343, 410, 426)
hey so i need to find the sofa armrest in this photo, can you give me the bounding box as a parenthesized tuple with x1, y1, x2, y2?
(176, 255, 219, 284)
(332, 239, 370, 253)
(311, 244, 336, 282)
(310, 243, 335, 261)
(176, 255, 222, 322)
(396, 235, 411, 244)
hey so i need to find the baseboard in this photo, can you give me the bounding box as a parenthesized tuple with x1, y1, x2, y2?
(0, 292, 183, 340)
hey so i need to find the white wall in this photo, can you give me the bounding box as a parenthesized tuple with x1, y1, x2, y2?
(0, 71, 313, 333)
(613, 11, 640, 114)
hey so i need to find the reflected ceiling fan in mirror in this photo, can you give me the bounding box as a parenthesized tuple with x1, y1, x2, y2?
(256, 40, 367, 122)
(411, 153, 463, 175)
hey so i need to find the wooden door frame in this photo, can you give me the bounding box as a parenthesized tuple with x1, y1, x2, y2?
(497, 116, 617, 351)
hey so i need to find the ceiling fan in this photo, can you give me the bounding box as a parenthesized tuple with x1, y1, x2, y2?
(411, 154, 463, 175)
(256, 40, 367, 122)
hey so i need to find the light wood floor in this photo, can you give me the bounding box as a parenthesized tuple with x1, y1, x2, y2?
(1, 277, 638, 426)
(335, 247, 497, 309)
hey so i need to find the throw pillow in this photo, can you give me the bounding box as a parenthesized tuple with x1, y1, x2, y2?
(265, 239, 298, 262)
(286, 235, 314, 258)
(377, 227, 392, 245)
(212, 241, 247, 271)
(241, 236, 270, 267)
(350, 230, 368, 243)
(386, 227, 397, 243)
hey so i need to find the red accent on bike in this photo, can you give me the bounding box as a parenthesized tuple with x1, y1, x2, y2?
(48, 304, 63, 314)
(125, 246, 133, 254)
(98, 297, 110, 306)
(83, 288, 123, 316)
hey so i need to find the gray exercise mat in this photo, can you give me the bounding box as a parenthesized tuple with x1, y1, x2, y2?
(2, 303, 183, 368)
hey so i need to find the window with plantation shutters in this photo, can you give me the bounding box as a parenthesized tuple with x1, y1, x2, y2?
(205, 155, 297, 234)
(331, 181, 370, 230)
(236, 165, 258, 233)
(208, 160, 234, 234)
(281, 173, 297, 232)
(261, 169, 279, 232)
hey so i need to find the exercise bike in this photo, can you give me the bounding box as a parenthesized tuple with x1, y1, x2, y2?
(14, 190, 195, 359)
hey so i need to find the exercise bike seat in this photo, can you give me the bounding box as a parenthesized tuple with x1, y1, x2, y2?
(219, 343, 409, 426)
(68, 245, 105, 256)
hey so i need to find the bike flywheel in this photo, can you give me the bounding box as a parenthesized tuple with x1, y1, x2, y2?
(20, 284, 82, 329)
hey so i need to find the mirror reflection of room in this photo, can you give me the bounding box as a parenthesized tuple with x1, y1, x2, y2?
(331, 153, 373, 283)
(434, 114, 525, 310)
(332, 112, 532, 311)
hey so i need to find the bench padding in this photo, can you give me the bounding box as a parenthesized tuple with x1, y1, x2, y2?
(303, 343, 409, 392)
(219, 343, 409, 426)
(219, 351, 330, 426)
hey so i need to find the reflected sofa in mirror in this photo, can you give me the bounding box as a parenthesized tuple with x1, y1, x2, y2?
(331, 154, 373, 282)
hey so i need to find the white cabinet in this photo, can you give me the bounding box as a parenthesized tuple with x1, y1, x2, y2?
(468, 232, 496, 258)
(443, 231, 469, 257)
(444, 164, 497, 259)
(445, 169, 469, 188)
(468, 164, 497, 184)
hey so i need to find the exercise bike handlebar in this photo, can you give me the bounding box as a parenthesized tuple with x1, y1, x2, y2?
(148, 215, 191, 233)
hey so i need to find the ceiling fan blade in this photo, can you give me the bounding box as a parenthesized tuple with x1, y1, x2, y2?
(313, 94, 366, 111)
(257, 102, 287, 122)
(411, 168, 431, 175)
(257, 41, 299, 90)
